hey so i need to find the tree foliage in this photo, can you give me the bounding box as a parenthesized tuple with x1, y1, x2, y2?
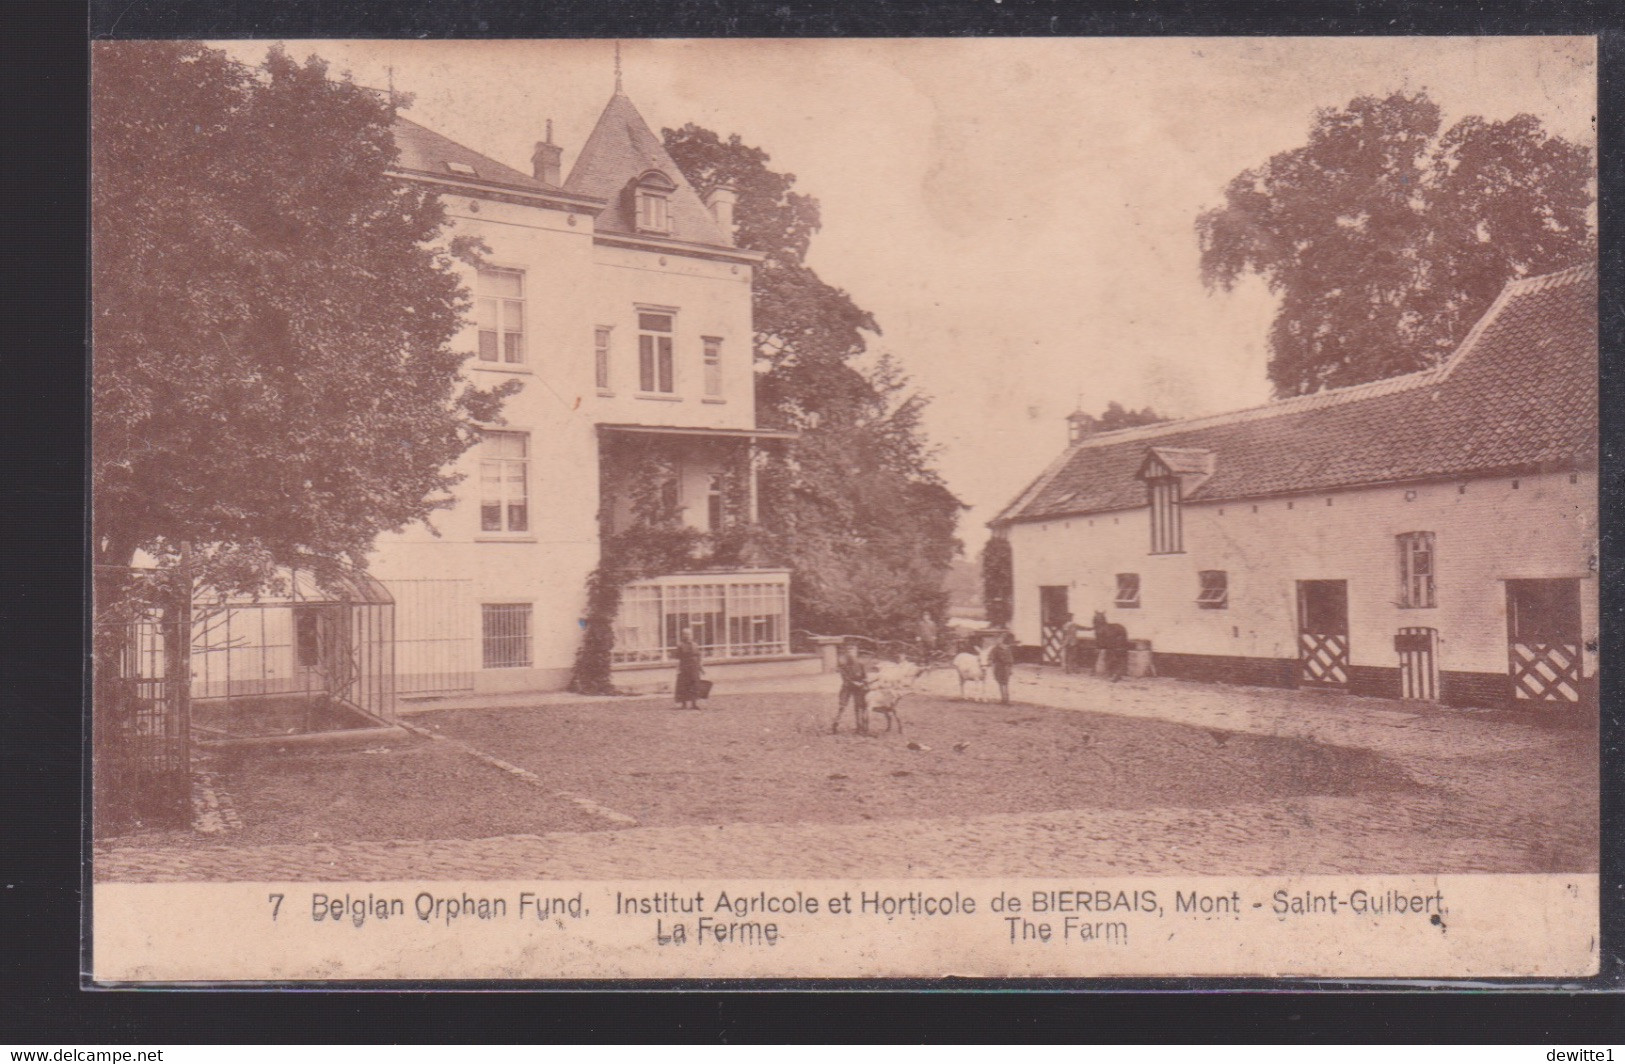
(664, 124, 963, 639)
(981, 536, 1013, 629)
(1197, 91, 1593, 396)
(1082, 401, 1167, 434)
(92, 41, 513, 591)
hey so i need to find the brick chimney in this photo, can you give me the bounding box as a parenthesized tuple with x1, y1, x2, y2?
(704, 184, 738, 245)
(532, 119, 562, 186)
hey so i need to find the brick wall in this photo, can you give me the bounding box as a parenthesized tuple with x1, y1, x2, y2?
(1155, 652, 1297, 690)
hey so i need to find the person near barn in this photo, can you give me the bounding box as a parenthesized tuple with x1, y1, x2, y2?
(988, 632, 1015, 704)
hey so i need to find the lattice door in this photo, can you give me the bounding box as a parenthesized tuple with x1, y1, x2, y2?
(1297, 580, 1349, 688)
(1041, 624, 1069, 666)
(1299, 632, 1349, 686)
(1039, 585, 1070, 666)
(1509, 642, 1581, 702)
(1506, 579, 1583, 705)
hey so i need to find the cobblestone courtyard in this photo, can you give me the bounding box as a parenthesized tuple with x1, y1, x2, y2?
(94, 667, 1598, 881)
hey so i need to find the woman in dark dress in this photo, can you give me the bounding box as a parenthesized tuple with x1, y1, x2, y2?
(674, 631, 704, 710)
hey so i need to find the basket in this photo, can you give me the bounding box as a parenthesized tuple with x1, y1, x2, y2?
(695, 679, 714, 700)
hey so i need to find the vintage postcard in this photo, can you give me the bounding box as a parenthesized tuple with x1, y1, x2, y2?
(88, 36, 1601, 983)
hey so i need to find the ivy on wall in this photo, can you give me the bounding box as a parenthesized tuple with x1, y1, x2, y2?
(567, 433, 780, 693)
(981, 534, 1014, 630)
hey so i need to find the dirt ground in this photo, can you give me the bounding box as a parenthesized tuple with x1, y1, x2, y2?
(421, 692, 1422, 829)
(109, 691, 1420, 850)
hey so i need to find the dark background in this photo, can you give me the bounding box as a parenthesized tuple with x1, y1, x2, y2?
(3, 0, 1620, 1043)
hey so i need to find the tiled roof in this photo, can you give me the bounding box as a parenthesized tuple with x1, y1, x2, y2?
(993, 263, 1598, 525)
(1144, 447, 1215, 477)
(563, 91, 731, 246)
(391, 116, 556, 194)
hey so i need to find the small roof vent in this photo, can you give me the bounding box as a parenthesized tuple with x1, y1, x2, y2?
(445, 160, 478, 176)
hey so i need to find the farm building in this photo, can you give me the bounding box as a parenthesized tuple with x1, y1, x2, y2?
(990, 264, 1598, 710)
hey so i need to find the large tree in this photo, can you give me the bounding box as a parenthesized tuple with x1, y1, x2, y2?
(664, 124, 964, 639)
(92, 41, 511, 593)
(1197, 91, 1592, 396)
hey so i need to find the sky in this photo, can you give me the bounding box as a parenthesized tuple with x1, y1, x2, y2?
(218, 36, 1597, 549)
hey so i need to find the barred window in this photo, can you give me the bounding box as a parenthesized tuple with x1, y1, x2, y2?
(1197, 570, 1228, 609)
(1398, 531, 1436, 609)
(479, 431, 529, 533)
(1114, 573, 1141, 609)
(476, 267, 525, 364)
(1148, 477, 1183, 554)
(482, 603, 532, 669)
(595, 326, 612, 391)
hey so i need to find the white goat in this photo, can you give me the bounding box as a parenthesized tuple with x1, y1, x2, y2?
(952, 649, 989, 702)
(868, 660, 926, 734)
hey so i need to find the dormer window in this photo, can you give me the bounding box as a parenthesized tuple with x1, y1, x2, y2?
(630, 170, 677, 235)
(1148, 476, 1183, 554)
(1137, 447, 1213, 555)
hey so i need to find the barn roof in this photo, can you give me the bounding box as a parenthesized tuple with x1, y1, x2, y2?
(992, 263, 1597, 526)
(563, 89, 732, 247)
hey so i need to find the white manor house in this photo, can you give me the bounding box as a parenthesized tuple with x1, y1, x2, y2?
(179, 78, 812, 716)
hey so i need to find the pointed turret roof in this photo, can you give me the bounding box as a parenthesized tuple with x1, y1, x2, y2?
(565, 89, 731, 247)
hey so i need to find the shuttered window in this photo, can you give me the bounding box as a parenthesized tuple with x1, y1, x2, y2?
(595, 326, 612, 391)
(1398, 531, 1436, 609)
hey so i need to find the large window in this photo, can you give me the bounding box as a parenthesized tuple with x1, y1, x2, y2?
(1398, 531, 1436, 609)
(1197, 570, 1229, 609)
(479, 431, 529, 533)
(638, 312, 675, 393)
(1114, 573, 1141, 609)
(476, 267, 525, 365)
(703, 337, 723, 398)
(595, 326, 613, 391)
(613, 575, 790, 665)
(482, 603, 532, 669)
(1148, 477, 1183, 553)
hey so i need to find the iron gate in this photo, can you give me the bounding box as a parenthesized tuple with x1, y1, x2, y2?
(387, 578, 476, 693)
(93, 568, 192, 830)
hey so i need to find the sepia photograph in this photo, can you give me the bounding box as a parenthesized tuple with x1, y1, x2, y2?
(87, 35, 1601, 982)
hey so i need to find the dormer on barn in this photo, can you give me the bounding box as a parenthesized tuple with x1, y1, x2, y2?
(1136, 447, 1216, 554)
